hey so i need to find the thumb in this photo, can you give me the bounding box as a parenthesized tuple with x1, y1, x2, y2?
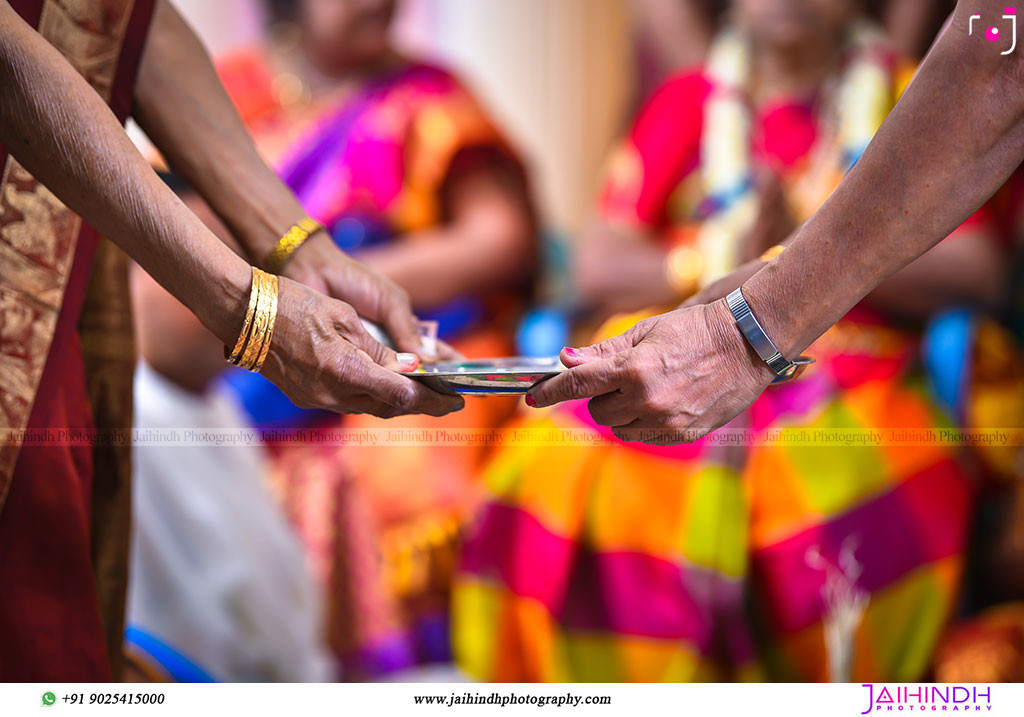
(375, 285, 424, 356)
(560, 331, 636, 367)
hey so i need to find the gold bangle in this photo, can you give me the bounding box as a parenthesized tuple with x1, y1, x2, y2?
(665, 245, 703, 297)
(759, 244, 786, 263)
(226, 266, 259, 364)
(252, 273, 279, 373)
(237, 270, 273, 370)
(264, 217, 323, 274)
(225, 267, 279, 372)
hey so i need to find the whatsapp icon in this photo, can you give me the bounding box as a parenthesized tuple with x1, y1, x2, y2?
(41, 692, 56, 706)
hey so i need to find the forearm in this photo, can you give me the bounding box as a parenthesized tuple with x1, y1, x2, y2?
(0, 1, 248, 343)
(575, 224, 680, 314)
(744, 1, 1024, 358)
(360, 221, 531, 308)
(361, 177, 533, 308)
(359, 232, 482, 307)
(132, 0, 304, 264)
(131, 4, 433, 354)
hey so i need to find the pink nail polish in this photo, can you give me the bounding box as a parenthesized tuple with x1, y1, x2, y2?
(564, 347, 580, 357)
(525, 395, 537, 407)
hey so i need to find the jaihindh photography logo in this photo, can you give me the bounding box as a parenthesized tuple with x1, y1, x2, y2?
(860, 685, 993, 713)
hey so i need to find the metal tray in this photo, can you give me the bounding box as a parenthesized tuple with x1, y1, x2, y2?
(407, 356, 566, 396)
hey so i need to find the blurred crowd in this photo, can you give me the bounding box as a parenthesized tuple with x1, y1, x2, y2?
(123, 0, 1024, 683)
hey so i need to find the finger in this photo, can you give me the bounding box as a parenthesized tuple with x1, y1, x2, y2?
(331, 392, 406, 419)
(432, 339, 464, 363)
(378, 287, 423, 356)
(528, 356, 626, 408)
(342, 313, 420, 372)
(560, 331, 636, 367)
(586, 391, 638, 427)
(362, 361, 465, 417)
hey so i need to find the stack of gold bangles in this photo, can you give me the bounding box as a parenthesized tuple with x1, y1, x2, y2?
(225, 266, 279, 373)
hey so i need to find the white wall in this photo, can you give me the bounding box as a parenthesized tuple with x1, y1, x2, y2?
(394, 0, 633, 233)
(170, 0, 267, 56)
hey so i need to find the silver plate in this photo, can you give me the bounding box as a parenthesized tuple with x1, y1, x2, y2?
(407, 356, 566, 396)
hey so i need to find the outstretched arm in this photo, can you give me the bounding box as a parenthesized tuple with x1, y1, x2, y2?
(132, 0, 424, 354)
(0, 0, 460, 418)
(529, 0, 1024, 442)
(0, 0, 247, 343)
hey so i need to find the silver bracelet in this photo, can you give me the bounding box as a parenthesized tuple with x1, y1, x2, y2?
(726, 287, 813, 380)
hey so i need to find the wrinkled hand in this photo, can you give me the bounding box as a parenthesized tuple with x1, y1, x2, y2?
(260, 277, 464, 418)
(282, 231, 427, 356)
(527, 299, 775, 444)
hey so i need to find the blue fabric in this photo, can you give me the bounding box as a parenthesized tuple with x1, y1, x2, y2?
(841, 143, 869, 170)
(124, 625, 216, 683)
(218, 368, 330, 431)
(417, 295, 484, 341)
(516, 307, 570, 358)
(331, 214, 390, 253)
(696, 177, 754, 218)
(922, 307, 976, 420)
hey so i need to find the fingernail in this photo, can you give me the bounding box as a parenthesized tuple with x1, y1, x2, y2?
(525, 394, 537, 407)
(397, 352, 419, 368)
(564, 347, 580, 357)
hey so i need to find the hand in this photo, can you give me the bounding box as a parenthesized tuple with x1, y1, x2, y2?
(527, 299, 775, 444)
(282, 231, 427, 356)
(429, 338, 465, 363)
(736, 169, 794, 265)
(260, 277, 465, 418)
(680, 258, 764, 308)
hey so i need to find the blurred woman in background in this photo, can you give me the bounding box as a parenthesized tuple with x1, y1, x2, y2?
(214, 0, 536, 679)
(454, 0, 1010, 682)
(628, 0, 952, 107)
